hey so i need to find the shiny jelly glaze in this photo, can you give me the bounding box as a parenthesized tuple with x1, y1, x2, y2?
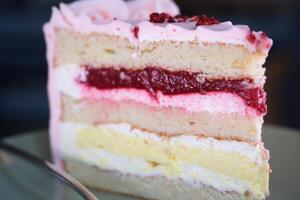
(79, 66, 266, 114)
(149, 13, 220, 26)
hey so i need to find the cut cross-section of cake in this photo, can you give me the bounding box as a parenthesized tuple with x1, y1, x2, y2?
(44, 0, 273, 199)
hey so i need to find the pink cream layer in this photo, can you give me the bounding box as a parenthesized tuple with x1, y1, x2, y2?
(79, 86, 259, 117)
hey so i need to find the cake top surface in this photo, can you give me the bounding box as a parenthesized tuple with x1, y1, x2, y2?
(45, 0, 272, 53)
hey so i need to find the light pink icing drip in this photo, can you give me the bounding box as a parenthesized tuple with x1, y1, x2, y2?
(79, 86, 258, 117)
(44, 24, 62, 166)
(45, 0, 272, 53)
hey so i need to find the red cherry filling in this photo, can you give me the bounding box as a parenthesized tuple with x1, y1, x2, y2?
(79, 66, 266, 115)
(149, 13, 220, 26)
(149, 12, 175, 23)
(195, 15, 220, 26)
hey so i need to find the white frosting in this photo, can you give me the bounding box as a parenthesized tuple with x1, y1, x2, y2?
(59, 3, 135, 41)
(69, 0, 129, 22)
(59, 122, 254, 193)
(55, 64, 259, 116)
(138, 21, 245, 43)
(44, 0, 272, 53)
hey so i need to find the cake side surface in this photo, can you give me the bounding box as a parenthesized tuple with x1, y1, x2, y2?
(54, 28, 268, 83)
(44, 0, 272, 199)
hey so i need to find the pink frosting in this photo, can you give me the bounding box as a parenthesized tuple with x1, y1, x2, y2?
(79, 86, 258, 116)
(127, 0, 180, 20)
(45, 0, 272, 53)
(44, 23, 62, 166)
(67, 0, 179, 22)
(68, 0, 129, 23)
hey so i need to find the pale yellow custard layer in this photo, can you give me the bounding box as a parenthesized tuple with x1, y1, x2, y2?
(76, 124, 269, 195)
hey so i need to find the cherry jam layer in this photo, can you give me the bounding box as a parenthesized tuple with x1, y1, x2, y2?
(79, 66, 266, 114)
(149, 13, 220, 26)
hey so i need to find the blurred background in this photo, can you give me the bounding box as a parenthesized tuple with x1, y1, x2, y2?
(0, 0, 299, 138)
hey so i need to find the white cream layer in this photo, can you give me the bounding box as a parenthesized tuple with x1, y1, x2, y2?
(59, 121, 255, 194)
(55, 63, 259, 116)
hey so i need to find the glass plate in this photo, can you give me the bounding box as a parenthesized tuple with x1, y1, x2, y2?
(0, 143, 96, 200)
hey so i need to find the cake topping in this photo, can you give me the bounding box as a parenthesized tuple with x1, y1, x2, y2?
(149, 12, 175, 23)
(47, 1, 272, 53)
(127, 0, 180, 20)
(247, 31, 272, 52)
(79, 66, 267, 115)
(247, 33, 256, 44)
(132, 26, 139, 39)
(68, 0, 180, 22)
(68, 0, 129, 23)
(195, 15, 220, 26)
(149, 13, 220, 26)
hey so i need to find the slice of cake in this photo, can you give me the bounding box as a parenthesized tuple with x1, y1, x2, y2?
(44, 0, 272, 199)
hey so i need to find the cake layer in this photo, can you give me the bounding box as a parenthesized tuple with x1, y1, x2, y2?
(59, 122, 269, 198)
(55, 63, 263, 141)
(62, 95, 262, 141)
(65, 159, 262, 200)
(44, 1, 272, 85)
(54, 28, 268, 84)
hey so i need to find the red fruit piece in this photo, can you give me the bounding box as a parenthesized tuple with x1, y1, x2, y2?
(149, 13, 220, 25)
(196, 15, 220, 26)
(247, 32, 257, 44)
(150, 12, 174, 23)
(132, 26, 139, 39)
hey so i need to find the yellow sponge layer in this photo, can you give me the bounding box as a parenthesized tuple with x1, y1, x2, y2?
(77, 125, 269, 195)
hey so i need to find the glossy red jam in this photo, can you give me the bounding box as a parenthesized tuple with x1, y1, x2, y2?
(79, 66, 266, 114)
(149, 13, 175, 23)
(132, 26, 139, 39)
(149, 13, 220, 26)
(195, 15, 220, 26)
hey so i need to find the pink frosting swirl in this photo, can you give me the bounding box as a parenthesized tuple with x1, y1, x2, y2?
(68, 0, 129, 23)
(127, 0, 180, 20)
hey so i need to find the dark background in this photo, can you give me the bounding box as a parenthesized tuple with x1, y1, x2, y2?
(0, 0, 299, 138)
